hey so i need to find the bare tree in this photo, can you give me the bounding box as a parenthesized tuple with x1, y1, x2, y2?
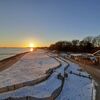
(83, 36, 93, 43)
(72, 40, 79, 46)
(92, 35, 100, 47)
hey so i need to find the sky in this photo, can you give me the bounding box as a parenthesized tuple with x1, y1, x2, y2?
(0, 0, 100, 47)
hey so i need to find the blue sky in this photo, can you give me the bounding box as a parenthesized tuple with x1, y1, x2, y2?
(0, 0, 100, 47)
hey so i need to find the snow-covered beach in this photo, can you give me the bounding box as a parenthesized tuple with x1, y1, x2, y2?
(0, 50, 59, 88)
(0, 50, 96, 100)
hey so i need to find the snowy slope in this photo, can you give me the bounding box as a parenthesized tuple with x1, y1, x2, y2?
(0, 50, 59, 88)
(0, 51, 96, 100)
(0, 57, 67, 99)
(56, 58, 95, 100)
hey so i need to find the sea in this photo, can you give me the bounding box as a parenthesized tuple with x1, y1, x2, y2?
(0, 48, 30, 61)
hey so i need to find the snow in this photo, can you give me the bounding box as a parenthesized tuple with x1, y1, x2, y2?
(70, 53, 82, 57)
(92, 80, 96, 100)
(0, 57, 68, 99)
(0, 51, 96, 100)
(0, 75, 61, 99)
(57, 73, 92, 100)
(67, 62, 90, 77)
(0, 50, 59, 88)
(56, 58, 95, 100)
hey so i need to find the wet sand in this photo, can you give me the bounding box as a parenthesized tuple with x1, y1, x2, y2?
(0, 52, 28, 72)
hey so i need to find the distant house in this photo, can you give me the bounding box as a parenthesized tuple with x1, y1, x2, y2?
(70, 53, 97, 64)
(93, 50, 100, 64)
(70, 54, 82, 60)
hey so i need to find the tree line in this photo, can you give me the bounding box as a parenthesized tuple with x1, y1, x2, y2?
(49, 35, 100, 53)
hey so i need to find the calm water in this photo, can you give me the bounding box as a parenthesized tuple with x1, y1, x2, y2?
(0, 48, 30, 60)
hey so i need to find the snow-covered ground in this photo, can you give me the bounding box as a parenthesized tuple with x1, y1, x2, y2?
(0, 51, 96, 100)
(0, 49, 59, 88)
(56, 58, 96, 100)
(0, 57, 67, 99)
(0, 75, 61, 99)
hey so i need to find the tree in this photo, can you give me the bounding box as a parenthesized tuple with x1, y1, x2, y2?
(92, 35, 100, 47)
(83, 36, 93, 43)
(72, 40, 79, 46)
(49, 35, 99, 53)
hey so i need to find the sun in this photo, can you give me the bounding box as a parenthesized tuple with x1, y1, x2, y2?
(30, 48, 33, 51)
(29, 43, 34, 48)
(29, 43, 34, 52)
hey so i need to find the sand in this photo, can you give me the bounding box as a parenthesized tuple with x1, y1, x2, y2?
(0, 52, 28, 72)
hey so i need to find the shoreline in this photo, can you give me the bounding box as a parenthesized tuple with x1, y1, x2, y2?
(0, 51, 62, 94)
(0, 52, 28, 72)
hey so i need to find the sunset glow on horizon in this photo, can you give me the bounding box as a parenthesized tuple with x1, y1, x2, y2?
(0, 40, 39, 48)
(0, 0, 100, 47)
(29, 43, 34, 52)
(30, 48, 33, 52)
(29, 43, 35, 48)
